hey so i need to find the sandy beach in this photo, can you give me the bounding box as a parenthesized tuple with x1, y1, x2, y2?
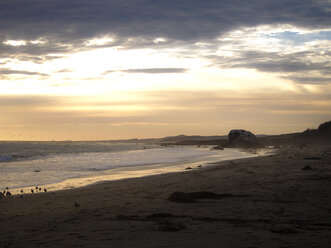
(1, 145, 331, 248)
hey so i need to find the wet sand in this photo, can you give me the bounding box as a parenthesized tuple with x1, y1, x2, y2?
(1, 145, 330, 247)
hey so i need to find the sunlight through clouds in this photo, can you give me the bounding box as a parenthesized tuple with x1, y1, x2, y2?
(85, 36, 114, 46)
(3, 40, 27, 46)
(0, 0, 330, 140)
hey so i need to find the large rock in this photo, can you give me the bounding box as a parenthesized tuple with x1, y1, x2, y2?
(225, 129, 259, 148)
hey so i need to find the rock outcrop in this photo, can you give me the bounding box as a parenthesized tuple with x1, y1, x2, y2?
(224, 129, 259, 148)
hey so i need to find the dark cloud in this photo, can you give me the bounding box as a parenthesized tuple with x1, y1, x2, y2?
(209, 50, 331, 84)
(0, 0, 329, 57)
(282, 76, 331, 85)
(0, 41, 73, 64)
(242, 61, 327, 73)
(104, 68, 188, 74)
(55, 69, 72, 73)
(0, 68, 49, 78)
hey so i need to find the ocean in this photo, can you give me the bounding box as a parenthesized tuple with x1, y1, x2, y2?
(0, 141, 265, 194)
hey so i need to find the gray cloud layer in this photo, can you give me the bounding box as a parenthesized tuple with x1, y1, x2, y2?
(0, 0, 330, 84)
(282, 76, 331, 85)
(0, 0, 329, 52)
(208, 49, 331, 84)
(0, 68, 48, 76)
(0, 68, 49, 79)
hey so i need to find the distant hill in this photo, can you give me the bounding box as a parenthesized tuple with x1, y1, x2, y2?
(292, 121, 331, 144)
(256, 133, 300, 146)
(160, 135, 227, 143)
(158, 133, 293, 146)
(158, 121, 331, 146)
(107, 121, 331, 146)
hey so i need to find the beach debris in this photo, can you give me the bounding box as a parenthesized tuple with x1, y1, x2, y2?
(211, 145, 224, 150)
(168, 191, 237, 203)
(270, 228, 298, 234)
(74, 201, 80, 208)
(300, 144, 307, 149)
(185, 167, 192, 170)
(303, 157, 322, 160)
(302, 165, 313, 170)
(116, 215, 138, 221)
(145, 213, 187, 232)
(146, 213, 179, 221)
(158, 221, 186, 232)
(115, 213, 186, 232)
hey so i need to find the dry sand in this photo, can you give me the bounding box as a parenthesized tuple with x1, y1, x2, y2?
(0, 145, 330, 247)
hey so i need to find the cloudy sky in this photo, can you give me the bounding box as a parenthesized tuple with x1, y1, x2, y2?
(0, 0, 330, 140)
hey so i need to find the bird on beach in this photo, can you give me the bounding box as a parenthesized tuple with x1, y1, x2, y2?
(31, 189, 34, 193)
(35, 186, 38, 190)
(6, 191, 11, 197)
(21, 189, 24, 194)
(44, 188, 47, 192)
(39, 187, 41, 191)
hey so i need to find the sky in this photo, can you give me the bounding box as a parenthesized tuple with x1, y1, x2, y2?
(0, 0, 330, 141)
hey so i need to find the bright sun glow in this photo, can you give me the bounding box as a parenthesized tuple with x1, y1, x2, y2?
(1, 21, 330, 140)
(85, 36, 114, 46)
(3, 40, 27, 46)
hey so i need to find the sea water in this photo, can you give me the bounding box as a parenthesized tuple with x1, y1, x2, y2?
(0, 141, 265, 194)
